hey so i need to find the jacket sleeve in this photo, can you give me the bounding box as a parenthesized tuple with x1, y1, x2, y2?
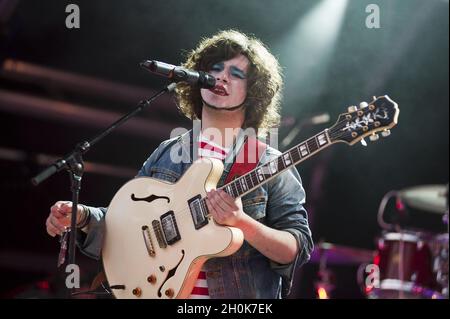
(265, 165, 314, 297)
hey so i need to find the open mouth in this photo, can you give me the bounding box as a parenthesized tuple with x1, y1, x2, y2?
(209, 85, 229, 96)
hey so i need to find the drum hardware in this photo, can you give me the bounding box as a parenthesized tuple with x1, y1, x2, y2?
(370, 185, 449, 299)
(312, 241, 376, 299)
(314, 242, 336, 299)
(311, 242, 375, 265)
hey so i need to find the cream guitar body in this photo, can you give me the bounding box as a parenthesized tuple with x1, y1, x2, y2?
(103, 158, 244, 299)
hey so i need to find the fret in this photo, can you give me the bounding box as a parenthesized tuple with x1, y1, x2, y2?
(250, 171, 259, 187)
(277, 157, 285, 172)
(305, 139, 312, 153)
(305, 141, 311, 154)
(224, 184, 233, 197)
(261, 165, 272, 178)
(267, 160, 278, 175)
(317, 131, 329, 146)
(234, 178, 243, 194)
(239, 177, 248, 192)
(282, 152, 292, 167)
(226, 184, 233, 197)
(256, 167, 265, 182)
(291, 147, 301, 162)
(299, 143, 309, 157)
(307, 136, 319, 153)
(230, 182, 238, 198)
(245, 174, 254, 189)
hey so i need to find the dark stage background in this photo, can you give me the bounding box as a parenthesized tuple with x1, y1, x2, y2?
(0, 0, 448, 298)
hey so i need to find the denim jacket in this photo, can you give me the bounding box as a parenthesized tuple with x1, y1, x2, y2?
(77, 129, 313, 299)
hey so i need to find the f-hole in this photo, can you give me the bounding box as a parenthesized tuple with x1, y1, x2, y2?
(131, 193, 170, 203)
(157, 250, 185, 298)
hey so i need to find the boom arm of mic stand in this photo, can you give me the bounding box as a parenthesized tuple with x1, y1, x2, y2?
(30, 82, 176, 296)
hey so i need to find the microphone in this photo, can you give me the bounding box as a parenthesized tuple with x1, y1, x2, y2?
(140, 60, 216, 89)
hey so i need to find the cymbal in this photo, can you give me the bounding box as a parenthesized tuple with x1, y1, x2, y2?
(398, 184, 448, 214)
(310, 242, 375, 265)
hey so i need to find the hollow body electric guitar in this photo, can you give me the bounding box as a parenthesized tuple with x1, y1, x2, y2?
(102, 95, 399, 298)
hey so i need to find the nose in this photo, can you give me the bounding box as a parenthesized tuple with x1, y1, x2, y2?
(215, 69, 229, 83)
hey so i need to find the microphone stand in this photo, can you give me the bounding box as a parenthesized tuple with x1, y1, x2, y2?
(32, 82, 177, 297)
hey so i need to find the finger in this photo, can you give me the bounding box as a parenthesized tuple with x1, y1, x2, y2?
(47, 227, 57, 237)
(47, 226, 57, 237)
(46, 217, 55, 236)
(59, 201, 73, 214)
(61, 201, 73, 210)
(208, 191, 228, 215)
(50, 208, 66, 219)
(206, 196, 225, 222)
(216, 190, 239, 211)
(206, 192, 220, 214)
(49, 215, 66, 233)
(51, 203, 70, 218)
(47, 220, 61, 236)
(206, 198, 218, 218)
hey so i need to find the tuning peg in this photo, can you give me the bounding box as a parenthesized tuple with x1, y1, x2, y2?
(360, 138, 368, 147)
(381, 129, 391, 137)
(369, 133, 379, 142)
(359, 102, 369, 108)
(347, 105, 358, 113)
(372, 96, 377, 101)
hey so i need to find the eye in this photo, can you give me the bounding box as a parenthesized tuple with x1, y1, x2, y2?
(230, 66, 246, 79)
(210, 62, 224, 72)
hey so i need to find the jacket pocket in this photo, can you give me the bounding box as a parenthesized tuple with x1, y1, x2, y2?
(242, 194, 267, 221)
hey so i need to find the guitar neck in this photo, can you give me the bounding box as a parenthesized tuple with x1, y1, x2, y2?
(219, 129, 333, 198)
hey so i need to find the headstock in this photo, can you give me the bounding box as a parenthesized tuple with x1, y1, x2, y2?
(328, 95, 399, 145)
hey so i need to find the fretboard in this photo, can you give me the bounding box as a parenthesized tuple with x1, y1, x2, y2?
(219, 129, 332, 198)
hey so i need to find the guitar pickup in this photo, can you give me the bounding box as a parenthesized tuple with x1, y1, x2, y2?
(152, 220, 167, 249)
(188, 195, 209, 230)
(160, 211, 181, 245)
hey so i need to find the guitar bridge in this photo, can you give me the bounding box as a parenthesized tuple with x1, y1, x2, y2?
(141, 225, 155, 257)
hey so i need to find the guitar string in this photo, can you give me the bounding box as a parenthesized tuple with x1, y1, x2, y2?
(138, 114, 391, 238)
(123, 107, 393, 244)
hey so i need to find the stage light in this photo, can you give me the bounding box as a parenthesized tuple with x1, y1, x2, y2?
(275, 0, 349, 110)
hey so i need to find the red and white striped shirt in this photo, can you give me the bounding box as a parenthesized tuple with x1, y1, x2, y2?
(198, 136, 229, 161)
(188, 134, 229, 299)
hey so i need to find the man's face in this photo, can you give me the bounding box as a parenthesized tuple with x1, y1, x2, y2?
(200, 54, 249, 109)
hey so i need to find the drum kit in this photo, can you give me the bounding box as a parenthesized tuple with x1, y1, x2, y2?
(311, 184, 449, 299)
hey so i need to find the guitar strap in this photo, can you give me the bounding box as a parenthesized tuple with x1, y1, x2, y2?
(224, 136, 267, 184)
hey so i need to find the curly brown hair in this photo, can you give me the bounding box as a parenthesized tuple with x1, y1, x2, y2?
(176, 30, 283, 135)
